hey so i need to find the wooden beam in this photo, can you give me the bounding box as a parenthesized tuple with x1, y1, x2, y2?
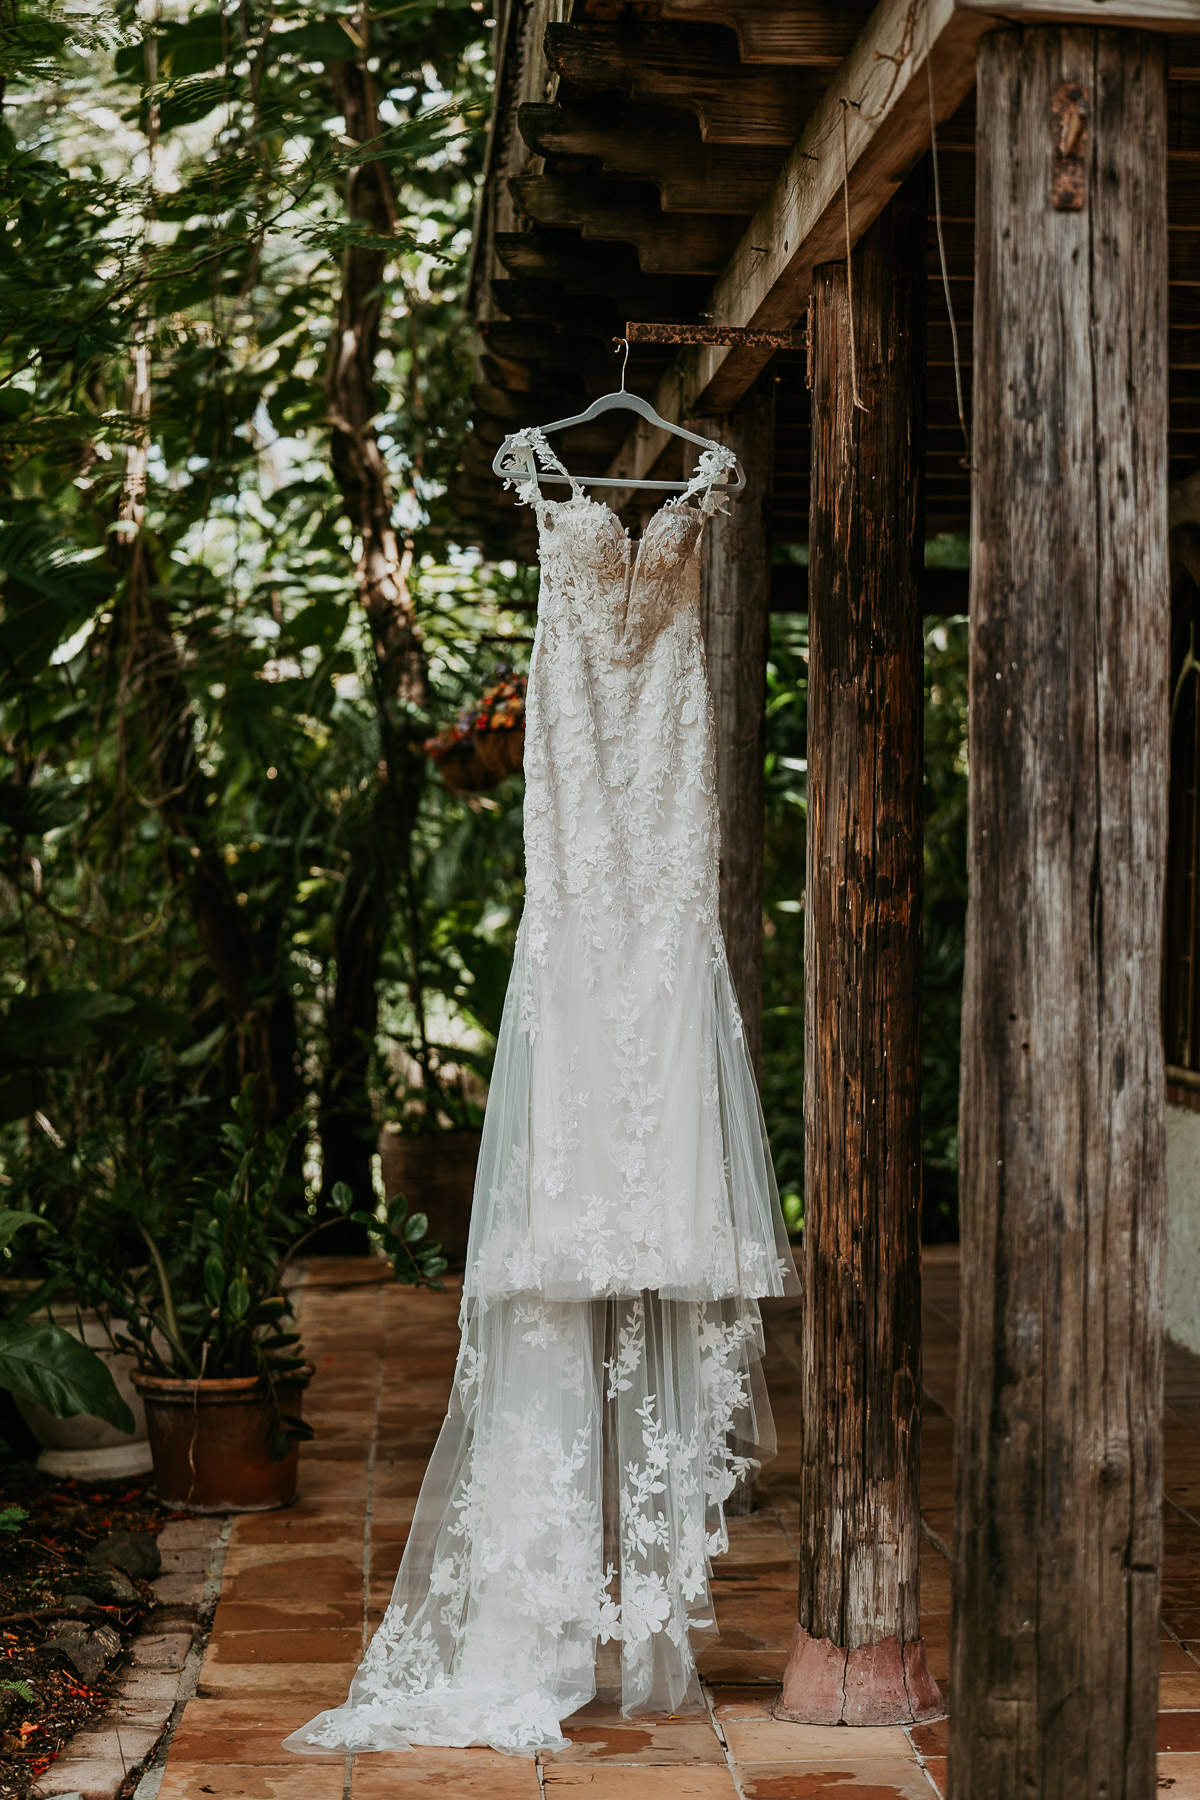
(490, 277, 625, 332)
(518, 101, 782, 215)
(953, 26, 1169, 1798)
(659, 0, 872, 66)
(481, 321, 630, 374)
(602, 0, 994, 492)
(961, 0, 1200, 24)
(509, 173, 745, 274)
(776, 170, 939, 1728)
(491, 232, 712, 310)
(543, 22, 826, 146)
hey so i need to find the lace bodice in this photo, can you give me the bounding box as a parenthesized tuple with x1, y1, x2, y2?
(464, 428, 794, 1304)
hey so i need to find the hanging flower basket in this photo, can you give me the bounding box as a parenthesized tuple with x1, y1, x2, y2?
(425, 672, 526, 793)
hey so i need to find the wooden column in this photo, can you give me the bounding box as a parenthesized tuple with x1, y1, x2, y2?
(696, 378, 773, 1080)
(776, 171, 940, 1727)
(953, 29, 1169, 1799)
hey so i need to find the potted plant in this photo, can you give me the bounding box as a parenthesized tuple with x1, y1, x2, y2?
(58, 1085, 444, 1512)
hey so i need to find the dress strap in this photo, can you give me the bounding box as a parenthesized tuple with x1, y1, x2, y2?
(672, 444, 739, 517)
(498, 426, 583, 506)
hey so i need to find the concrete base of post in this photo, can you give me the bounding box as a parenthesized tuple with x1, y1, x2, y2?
(773, 1625, 945, 1727)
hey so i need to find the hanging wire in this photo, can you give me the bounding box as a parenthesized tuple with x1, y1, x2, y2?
(839, 101, 868, 414)
(925, 8, 971, 467)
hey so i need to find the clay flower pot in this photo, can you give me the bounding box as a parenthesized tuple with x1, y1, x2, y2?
(377, 1126, 482, 1264)
(132, 1367, 312, 1513)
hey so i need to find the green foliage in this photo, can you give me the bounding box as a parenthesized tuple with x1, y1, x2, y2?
(761, 614, 808, 1230)
(921, 615, 970, 1237)
(329, 1180, 447, 1283)
(54, 1082, 306, 1380)
(0, 0, 520, 1228)
(0, 1505, 28, 1534)
(0, 1317, 135, 1429)
(0, 1212, 134, 1428)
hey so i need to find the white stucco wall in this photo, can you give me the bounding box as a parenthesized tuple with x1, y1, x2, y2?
(1167, 1102, 1200, 1354)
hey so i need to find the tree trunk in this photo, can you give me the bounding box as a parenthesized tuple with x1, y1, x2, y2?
(776, 171, 940, 1728)
(696, 379, 773, 1082)
(952, 30, 1169, 1799)
(318, 40, 429, 1218)
(110, 312, 299, 1127)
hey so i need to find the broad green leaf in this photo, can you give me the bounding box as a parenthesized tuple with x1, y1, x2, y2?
(0, 781, 86, 837)
(268, 20, 358, 62)
(0, 519, 113, 698)
(403, 1212, 428, 1244)
(0, 1209, 48, 1253)
(288, 601, 347, 652)
(0, 991, 136, 1070)
(203, 1250, 225, 1306)
(0, 1321, 135, 1431)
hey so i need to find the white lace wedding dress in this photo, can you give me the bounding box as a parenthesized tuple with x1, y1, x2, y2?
(286, 429, 799, 1758)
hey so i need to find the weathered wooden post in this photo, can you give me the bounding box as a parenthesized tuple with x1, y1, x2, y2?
(953, 29, 1169, 1799)
(696, 378, 774, 1080)
(776, 172, 941, 1726)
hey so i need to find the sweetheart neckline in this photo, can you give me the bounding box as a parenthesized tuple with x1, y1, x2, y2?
(533, 488, 703, 547)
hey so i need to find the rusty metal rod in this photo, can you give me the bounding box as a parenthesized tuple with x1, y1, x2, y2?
(624, 322, 806, 350)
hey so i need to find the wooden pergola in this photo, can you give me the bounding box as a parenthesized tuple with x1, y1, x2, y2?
(460, 3, 1200, 1794)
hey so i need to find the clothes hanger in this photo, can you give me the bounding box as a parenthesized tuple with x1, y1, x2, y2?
(492, 339, 746, 496)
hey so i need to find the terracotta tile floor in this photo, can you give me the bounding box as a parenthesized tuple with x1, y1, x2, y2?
(152, 1249, 1200, 1799)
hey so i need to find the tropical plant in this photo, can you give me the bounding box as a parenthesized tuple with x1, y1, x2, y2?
(0, 1210, 133, 1430)
(52, 1082, 443, 1388)
(0, 0, 516, 1232)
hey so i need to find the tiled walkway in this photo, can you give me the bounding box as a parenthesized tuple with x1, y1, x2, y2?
(148, 1250, 1200, 1799)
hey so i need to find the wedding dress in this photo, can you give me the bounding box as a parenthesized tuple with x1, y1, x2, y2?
(286, 428, 799, 1759)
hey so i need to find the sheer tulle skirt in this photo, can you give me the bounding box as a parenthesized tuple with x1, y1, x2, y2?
(285, 927, 797, 1757)
(466, 918, 798, 1306)
(285, 1290, 774, 1755)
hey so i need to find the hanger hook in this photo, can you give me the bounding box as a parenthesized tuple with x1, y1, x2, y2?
(612, 336, 630, 393)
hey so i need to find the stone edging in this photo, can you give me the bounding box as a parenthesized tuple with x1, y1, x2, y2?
(34, 1515, 231, 1800)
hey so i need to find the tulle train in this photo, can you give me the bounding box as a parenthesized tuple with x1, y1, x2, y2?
(284, 1289, 774, 1755)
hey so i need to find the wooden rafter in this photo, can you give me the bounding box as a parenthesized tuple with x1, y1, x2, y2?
(510, 172, 745, 273)
(492, 231, 711, 308)
(602, 0, 1200, 494)
(659, 0, 872, 66)
(544, 21, 826, 144)
(518, 101, 784, 214)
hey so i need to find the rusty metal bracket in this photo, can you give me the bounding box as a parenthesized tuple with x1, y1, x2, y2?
(624, 322, 807, 350)
(1051, 82, 1090, 212)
